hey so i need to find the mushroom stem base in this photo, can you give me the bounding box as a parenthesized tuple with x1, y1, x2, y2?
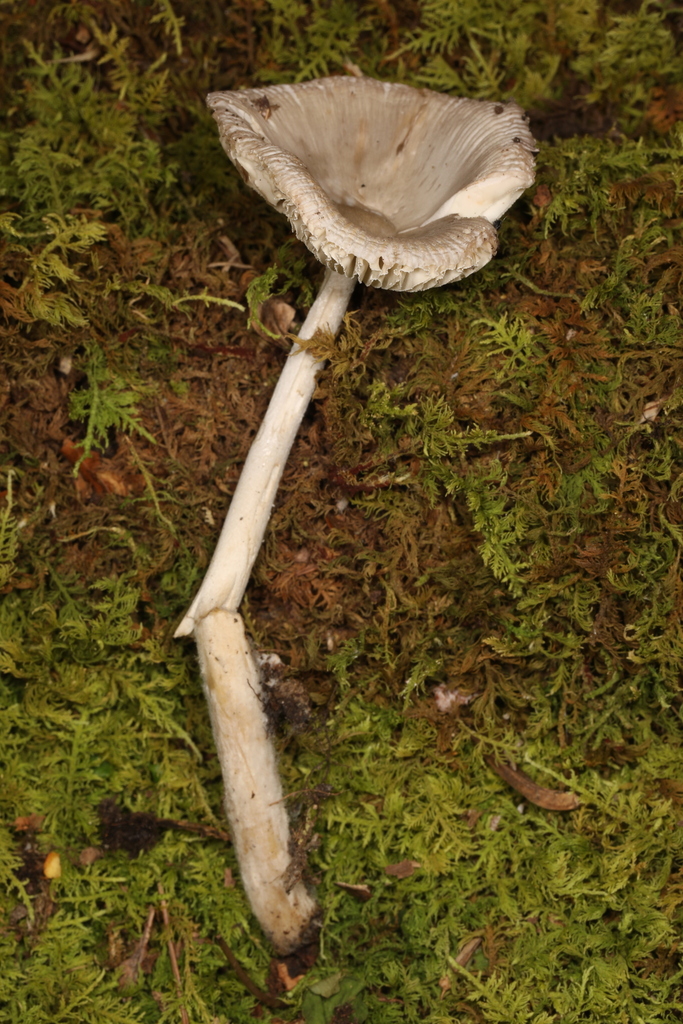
(196, 609, 320, 955)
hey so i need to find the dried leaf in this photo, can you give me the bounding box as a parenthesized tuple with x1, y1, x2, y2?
(342, 61, 364, 78)
(486, 757, 580, 810)
(454, 936, 482, 967)
(9, 905, 28, 925)
(13, 813, 45, 831)
(640, 398, 666, 423)
(275, 960, 306, 992)
(79, 846, 102, 867)
(61, 438, 144, 497)
(659, 779, 683, 805)
(384, 859, 420, 879)
(647, 85, 683, 133)
(118, 906, 156, 990)
(433, 684, 478, 711)
(532, 184, 552, 207)
(118, 950, 144, 990)
(335, 882, 372, 902)
(258, 297, 296, 337)
(211, 234, 251, 269)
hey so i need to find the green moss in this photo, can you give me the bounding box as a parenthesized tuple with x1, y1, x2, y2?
(1, 0, 682, 1021)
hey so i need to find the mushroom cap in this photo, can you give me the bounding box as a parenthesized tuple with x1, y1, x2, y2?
(208, 77, 536, 292)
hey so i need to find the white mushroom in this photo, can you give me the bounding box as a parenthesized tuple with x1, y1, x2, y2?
(176, 75, 535, 954)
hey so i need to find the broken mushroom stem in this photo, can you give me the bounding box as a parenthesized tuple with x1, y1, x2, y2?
(196, 610, 319, 954)
(175, 268, 354, 954)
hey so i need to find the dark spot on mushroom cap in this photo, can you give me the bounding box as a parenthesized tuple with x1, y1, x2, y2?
(513, 136, 521, 143)
(396, 140, 405, 153)
(494, 104, 504, 114)
(253, 95, 280, 119)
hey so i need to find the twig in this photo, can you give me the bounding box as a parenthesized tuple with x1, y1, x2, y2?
(49, 45, 101, 64)
(118, 905, 156, 989)
(215, 935, 286, 1010)
(141, 904, 156, 951)
(500, 268, 575, 300)
(207, 260, 254, 270)
(454, 936, 482, 967)
(158, 885, 189, 1024)
(128, 441, 178, 535)
(485, 757, 580, 810)
(157, 817, 231, 843)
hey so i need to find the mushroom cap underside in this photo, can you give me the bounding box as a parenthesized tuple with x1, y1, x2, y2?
(208, 76, 536, 292)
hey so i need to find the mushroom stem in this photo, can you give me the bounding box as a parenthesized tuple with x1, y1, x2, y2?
(175, 268, 355, 636)
(196, 610, 319, 953)
(175, 267, 354, 953)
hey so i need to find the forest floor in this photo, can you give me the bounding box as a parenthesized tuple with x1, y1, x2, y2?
(1, 1, 682, 1022)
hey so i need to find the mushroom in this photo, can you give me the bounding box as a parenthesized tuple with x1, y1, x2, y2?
(175, 75, 535, 954)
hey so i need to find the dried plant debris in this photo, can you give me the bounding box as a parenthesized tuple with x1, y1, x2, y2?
(485, 756, 581, 811)
(334, 882, 372, 903)
(98, 799, 166, 856)
(98, 798, 229, 855)
(267, 678, 314, 733)
(268, 941, 319, 997)
(117, 905, 157, 990)
(384, 859, 421, 879)
(1, 1, 683, 1022)
(216, 936, 287, 1010)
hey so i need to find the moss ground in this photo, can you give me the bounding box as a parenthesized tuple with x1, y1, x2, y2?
(1, 2, 682, 1021)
